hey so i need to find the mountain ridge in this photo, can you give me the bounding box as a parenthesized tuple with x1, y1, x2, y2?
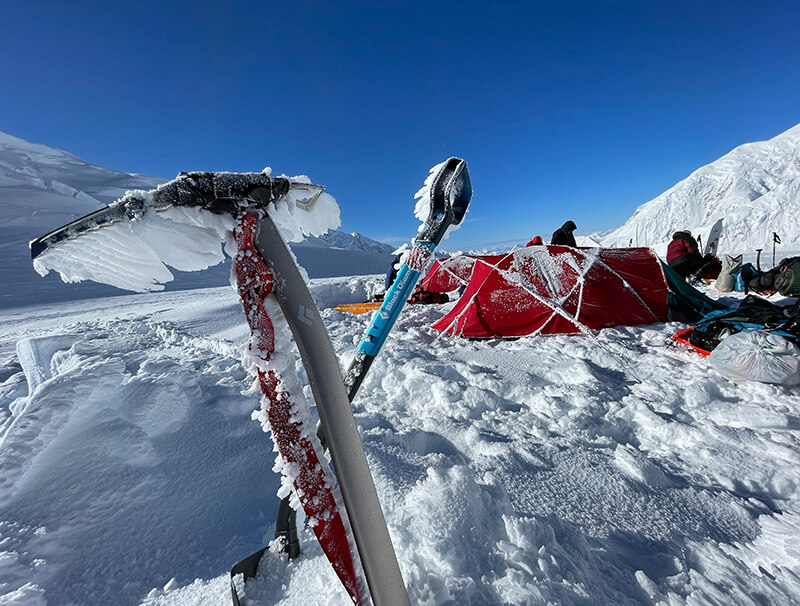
(602, 122, 800, 256)
(0, 131, 393, 308)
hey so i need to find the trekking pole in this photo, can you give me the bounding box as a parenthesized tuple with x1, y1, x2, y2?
(773, 232, 781, 267)
(756, 249, 762, 272)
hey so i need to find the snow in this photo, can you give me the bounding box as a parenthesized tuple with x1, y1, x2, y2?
(3, 127, 800, 604)
(413, 158, 468, 242)
(2, 281, 800, 605)
(413, 160, 448, 224)
(602, 123, 800, 258)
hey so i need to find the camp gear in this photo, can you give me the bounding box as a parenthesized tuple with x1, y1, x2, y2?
(426, 247, 726, 339)
(749, 256, 800, 293)
(334, 302, 384, 314)
(715, 255, 742, 292)
(710, 330, 800, 384)
(409, 289, 449, 304)
(773, 232, 781, 266)
(680, 295, 799, 355)
(703, 219, 724, 256)
(774, 260, 800, 296)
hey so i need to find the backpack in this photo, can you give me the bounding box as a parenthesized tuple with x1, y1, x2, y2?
(774, 260, 800, 296)
(687, 295, 799, 353)
(409, 289, 449, 305)
(750, 256, 800, 293)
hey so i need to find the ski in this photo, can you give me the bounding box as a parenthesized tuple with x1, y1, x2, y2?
(703, 218, 723, 257)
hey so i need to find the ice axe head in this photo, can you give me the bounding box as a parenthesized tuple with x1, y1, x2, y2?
(419, 157, 472, 246)
(29, 171, 326, 260)
(165, 172, 325, 215)
(447, 159, 472, 226)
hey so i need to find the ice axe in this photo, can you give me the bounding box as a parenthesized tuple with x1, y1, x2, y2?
(30, 170, 409, 606)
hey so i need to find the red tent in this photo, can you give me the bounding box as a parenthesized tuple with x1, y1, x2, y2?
(420, 255, 479, 293)
(428, 246, 670, 338)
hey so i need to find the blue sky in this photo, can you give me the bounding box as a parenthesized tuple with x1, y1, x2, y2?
(2, 1, 799, 250)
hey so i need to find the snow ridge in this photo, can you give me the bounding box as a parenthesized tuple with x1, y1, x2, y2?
(602, 122, 800, 256)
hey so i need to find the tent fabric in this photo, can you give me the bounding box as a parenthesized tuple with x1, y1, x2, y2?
(420, 255, 480, 293)
(660, 262, 727, 322)
(431, 246, 671, 338)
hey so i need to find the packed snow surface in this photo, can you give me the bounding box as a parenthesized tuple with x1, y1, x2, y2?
(4, 126, 800, 604)
(2, 277, 800, 605)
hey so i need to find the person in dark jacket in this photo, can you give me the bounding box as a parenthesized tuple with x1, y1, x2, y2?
(667, 230, 705, 278)
(551, 221, 577, 247)
(384, 253, 402, 290)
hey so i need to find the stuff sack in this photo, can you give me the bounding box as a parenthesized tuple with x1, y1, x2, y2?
(734, 263, 758, 292)
(715, 254, 742, 291)
(710, 330, 800, 384)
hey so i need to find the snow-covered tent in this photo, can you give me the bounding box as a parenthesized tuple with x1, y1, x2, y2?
(426, 246, 714, 338)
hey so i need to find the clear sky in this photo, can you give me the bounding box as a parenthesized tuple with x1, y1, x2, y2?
(2, 1, 799, 250)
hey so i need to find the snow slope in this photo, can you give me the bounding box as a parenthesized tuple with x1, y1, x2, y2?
(602, 123, 800, 257)
(1, 280, 799, 605)
(291, 231, 393, 279)
(0, 131, 167, 308)
(0, 131, 393, 309)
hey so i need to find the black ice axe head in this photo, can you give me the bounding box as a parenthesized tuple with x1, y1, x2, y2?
(29, 171, 325, 260)
(416, 157, 472, 247)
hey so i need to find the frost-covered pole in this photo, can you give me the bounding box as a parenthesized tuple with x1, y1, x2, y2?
(344, 158, 471, 395)
(267, 157, 471, 598)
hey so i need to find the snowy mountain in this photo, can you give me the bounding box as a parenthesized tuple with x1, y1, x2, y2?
(318, 230, 394, 253)
(602, 123, 800, 257)
(291, 231, 394, 278)
(0, 131, 393, 308)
